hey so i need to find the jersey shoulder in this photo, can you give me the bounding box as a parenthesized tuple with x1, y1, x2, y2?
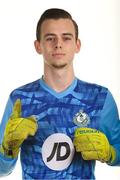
(9, 79, 41, 102)
(75, 78, 108, 94)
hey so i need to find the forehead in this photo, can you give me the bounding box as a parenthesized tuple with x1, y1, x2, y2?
(40, 19, 75, 36)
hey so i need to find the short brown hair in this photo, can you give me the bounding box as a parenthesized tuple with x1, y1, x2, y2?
(36, 8, 78, 41)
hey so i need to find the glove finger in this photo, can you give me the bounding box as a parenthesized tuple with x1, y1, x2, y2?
(11, 99, 21, 119)
(27, 115, 37, 121)
(27, 122, 38, 136)
(9, 118, 38, 136)
(81, 151, 100, 160)
(74, 135, 102, 151)
(21, 118, 38, 136)
(3, 116, 38, 151)
(4, 118, 23, 136)
(74, 136, 94, 152)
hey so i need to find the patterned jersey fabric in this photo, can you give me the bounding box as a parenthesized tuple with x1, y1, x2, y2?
(0, 77, 120, 179)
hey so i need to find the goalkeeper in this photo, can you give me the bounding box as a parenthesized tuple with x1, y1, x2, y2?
(0, 8, 120, 180)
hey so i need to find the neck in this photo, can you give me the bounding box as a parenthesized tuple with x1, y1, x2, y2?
(43, 63, 75, 92)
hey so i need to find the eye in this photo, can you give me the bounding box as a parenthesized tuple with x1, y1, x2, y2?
(46, 37, 55, 42)
(46, 38, 52, 41)
(63, 37, 72, 41)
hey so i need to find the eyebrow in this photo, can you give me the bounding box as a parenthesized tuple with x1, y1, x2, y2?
(62, 33, 74, 37)
(44, 33, 74, 38)
(44, 33, 56, 38)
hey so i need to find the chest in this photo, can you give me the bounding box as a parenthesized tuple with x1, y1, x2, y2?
(21, 95, 102, 141)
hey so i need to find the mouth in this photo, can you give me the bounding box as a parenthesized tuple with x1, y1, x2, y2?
(52, 53, 65, 58)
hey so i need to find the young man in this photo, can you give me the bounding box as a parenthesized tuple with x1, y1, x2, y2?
(0, 8, 120, 179)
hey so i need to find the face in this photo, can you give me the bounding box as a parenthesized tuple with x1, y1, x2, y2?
(34, 18, 81, 69)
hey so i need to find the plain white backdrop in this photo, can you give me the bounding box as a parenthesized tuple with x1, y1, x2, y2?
(0, 0, 120, 179)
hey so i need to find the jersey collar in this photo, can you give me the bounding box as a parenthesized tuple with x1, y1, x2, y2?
(39, 77, 77, 99)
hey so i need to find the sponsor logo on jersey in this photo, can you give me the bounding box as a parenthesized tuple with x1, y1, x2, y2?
(42, 133, 75, 171)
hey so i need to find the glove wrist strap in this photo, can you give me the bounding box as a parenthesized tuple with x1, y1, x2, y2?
(0, 144, 19, 158)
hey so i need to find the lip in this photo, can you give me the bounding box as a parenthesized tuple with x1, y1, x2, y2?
(52, 53, 65, 58)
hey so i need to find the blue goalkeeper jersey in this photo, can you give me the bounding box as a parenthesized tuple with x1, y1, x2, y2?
(0, 77, 120, 179)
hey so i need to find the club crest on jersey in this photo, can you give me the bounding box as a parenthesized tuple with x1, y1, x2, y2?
(73, 110, 90, 127)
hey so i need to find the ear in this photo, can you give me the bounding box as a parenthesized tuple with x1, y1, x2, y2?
(34, 40, 42, 54)
(75, 39, 81, 53)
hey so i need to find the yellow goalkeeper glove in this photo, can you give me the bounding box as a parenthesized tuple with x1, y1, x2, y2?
(73, 127, 116, 163)
(0, 99, 38, 158)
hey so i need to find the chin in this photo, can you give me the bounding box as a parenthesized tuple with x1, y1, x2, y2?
(51, 63, 68, 69)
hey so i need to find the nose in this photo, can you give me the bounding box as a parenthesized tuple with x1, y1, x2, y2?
(55, 38, 62, 49)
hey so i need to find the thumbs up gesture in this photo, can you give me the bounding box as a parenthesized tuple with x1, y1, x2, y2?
(1, 99, 38, 158)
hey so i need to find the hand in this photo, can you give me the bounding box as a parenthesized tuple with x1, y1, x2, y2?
(1, 99, 38, 158)
(73, 127, 116, 163)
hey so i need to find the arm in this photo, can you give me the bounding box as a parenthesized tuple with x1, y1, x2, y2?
(0, 96, 38, 177)
(0, 97, 17, 177)
(74, 89, 120, 165)
(99, 90, 120, 166)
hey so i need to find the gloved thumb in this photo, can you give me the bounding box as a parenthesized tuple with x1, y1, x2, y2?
(11, 99, 21, 119)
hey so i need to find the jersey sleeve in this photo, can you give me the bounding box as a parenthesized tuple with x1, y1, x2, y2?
(99, 90, 120, 166)
(0, 97, 17, 177)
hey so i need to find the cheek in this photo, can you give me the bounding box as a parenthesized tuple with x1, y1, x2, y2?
(42, 49, 52, 60)
(41, 44, 51, 54)
(66, 46, 76, 55)
(66, 42, 77, 51)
